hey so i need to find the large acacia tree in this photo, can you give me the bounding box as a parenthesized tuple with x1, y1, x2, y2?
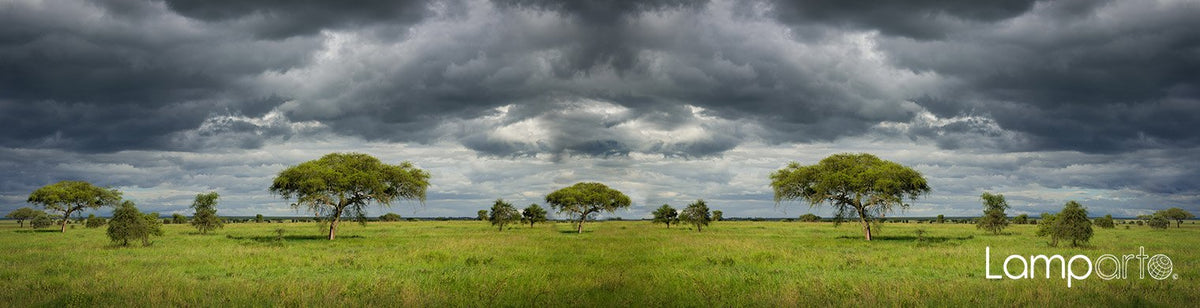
(769, 153, 930, 241)
(27, 181, 122, 233)
(269, 153, 430, 240)
(545, 182, 631, 233)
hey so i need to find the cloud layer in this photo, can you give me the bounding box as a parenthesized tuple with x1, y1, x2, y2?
(1, 0, 1197, 218)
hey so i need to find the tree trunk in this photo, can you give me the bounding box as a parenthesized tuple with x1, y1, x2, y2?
(61, 211, 70, 233)
(328, 216, 339, 240)
(530, 221, 534, 228)
(577, 216, 585, 233)
(859, 211, 872, 241)
(697, 224, 702, 232)
(666, 222, 670, 229)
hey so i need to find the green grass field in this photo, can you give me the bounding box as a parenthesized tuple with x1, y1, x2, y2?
(1, 220, 1197, 306)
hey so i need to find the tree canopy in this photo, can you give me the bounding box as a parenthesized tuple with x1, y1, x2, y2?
(651, 204, 679, 229)
(107, 201, 161, 247)
(679, 199, 712, 232)
(769, 153, 930, 240)
(269, 153, 430, 240)
(488, 199, 520, 231)
(976, 192, 1009, 235)
(545, 182, 631, 233)
(380, 213, 403, 222)
(190, 192, 223, 234)
(1157, 207, 1195, 228)
(521, 204, 548, 228)
(27, 180, 122, 233)
(5, 207, 41, 228)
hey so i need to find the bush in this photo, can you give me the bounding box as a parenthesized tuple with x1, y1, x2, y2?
(1095, 214, 1115, 229)
(1148, 215, 1170, 229)
(85, 214, 106, 228)
(107, 201, 162, 247)
(31, 214, 53, 229)
(379, 213, 403, 222)
(1054, 201, 1093, 247)
(798, 213, 820, 222)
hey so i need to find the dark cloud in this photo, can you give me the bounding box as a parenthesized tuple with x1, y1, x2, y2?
(766, 0, 1037, 39)
(873, 0, 1200, 152)
(163, 0, 436, 39)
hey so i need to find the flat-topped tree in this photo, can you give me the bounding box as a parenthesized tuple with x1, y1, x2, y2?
(652, 204, 678, 229)
(545, 182, 631, 233)
(27, 180, 122, 233)
(269, 153, 430, 240)
(770, 153, 930, 241)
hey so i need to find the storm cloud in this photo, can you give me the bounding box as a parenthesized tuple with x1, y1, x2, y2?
(1, 0, 1197, 217)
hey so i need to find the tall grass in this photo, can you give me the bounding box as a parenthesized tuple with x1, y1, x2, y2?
(0, 220, 1196, 306)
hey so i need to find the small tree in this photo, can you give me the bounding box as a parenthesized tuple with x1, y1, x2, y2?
(651, 204, 679, 229)
(255, 214, 265, 223)
(545, 182, 632, 233)
(936, 214, 945, 224)
(144, 212, 164, 238)
(770, 153, 930, 240)
(1055, 201, 1093, 247)
(269, 153, 430, 240)
(31, 213, 52, 229)
(5, 207, 40, 227)
(798, 213, 820, 222)
(27, 181, 122, 233)
(1036, 212, 1059, 246)
(85, 214, 106, 228)
(521, 204, 548, 228)
(1013, 214, 1029, 225)
(170, 213, 187, 224)
(679, 199, 712, 232)
(1095, 214, 1115, 229)
(107, 201, 160, 246)
(477, 210, 489, 221)
(488, 199, 520, 231)
(976, 192, 1010, 235)
(712, 210, 723, 222)
(379, 213, 403, 222)
(1158, 208, 1195, 228)
(190, 192, 224, 234)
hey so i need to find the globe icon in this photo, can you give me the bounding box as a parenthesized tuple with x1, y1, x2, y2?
(1147, 254, 1173, 280)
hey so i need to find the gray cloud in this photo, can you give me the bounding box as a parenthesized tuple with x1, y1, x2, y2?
(1, 0, 1198, 218)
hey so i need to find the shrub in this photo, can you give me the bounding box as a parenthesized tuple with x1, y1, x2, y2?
(798, 213, 820, 222)
(85, 214, 106, 228)
(31, 214, 53, 229)
(1054, 201, 1093, 247)
(379, 213, 403, 222)
(1148, 215, 1170, 229)
(107, 201, 161, 247)
(1013, 214, 1029, 225)
(976, 192, 1010, 235)
(1095, 214, 1115, 229)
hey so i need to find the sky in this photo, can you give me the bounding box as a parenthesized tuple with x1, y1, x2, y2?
(2, 0, 1198, 219)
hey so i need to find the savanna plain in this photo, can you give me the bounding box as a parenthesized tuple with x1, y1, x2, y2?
(1, 220, 1196, 307)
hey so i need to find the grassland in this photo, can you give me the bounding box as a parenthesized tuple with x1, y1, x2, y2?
(0, 219, 1197, 307)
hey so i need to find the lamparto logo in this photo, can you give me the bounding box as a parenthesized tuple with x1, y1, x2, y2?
(984, 246, 1178, 288)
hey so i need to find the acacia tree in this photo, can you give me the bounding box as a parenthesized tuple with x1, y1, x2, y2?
(769, 153, 930, 241)
(679, 199, 712, 232)
(1158, 207, 1195, 228)
(269, 153, 430, 240)
(379, 213, 403, 222)
(5, 207, 40, 227)
(521, 204, 548, 228)
(976, 192, 1010, 235)
(190, 192, 223, 234)
(488, 199, 520, 231)
(545, 182, 631, 233)
(27, 181, 122, 233)
(651, 204, 678, 229)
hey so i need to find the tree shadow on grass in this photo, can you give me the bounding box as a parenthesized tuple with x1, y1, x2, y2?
(14, 229, 61, 233)
(225, 234, 363, 242)
(557, 230, 593, 234)
(836, 235, 975, 243)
